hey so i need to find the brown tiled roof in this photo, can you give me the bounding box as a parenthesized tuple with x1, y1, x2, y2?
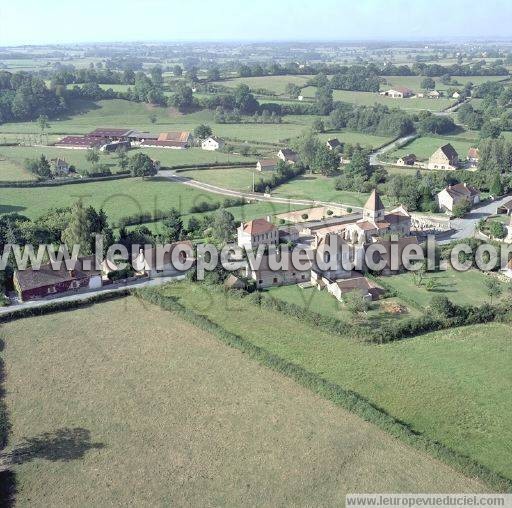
(364, 189, 385, 212)
(55, 136, 104, 148)
(158, 131, 191, 143)
(468, 147, 479, 159)
(243, 218, 276, 235)
(444, 183, 480, 198)
(392, 86, 413, 94)
(335, 276, 384, 294)
(279, 148, 298, 158)
(14, 256, 100, 292)
(356, 221, 378, 231)
(140, 140, 188, 148)
(88, 128, 132, 138)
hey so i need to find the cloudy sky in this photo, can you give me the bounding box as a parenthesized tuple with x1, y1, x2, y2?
(1, 0, 511, 46)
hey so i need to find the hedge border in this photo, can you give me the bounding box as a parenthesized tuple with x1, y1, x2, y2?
(0, 289, 131, 324)
(135, 286, 512, 492)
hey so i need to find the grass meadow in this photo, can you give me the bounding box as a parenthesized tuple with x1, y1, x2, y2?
(0, 297, 488, 505)
(376, 269, 510, 308)
(388, 131, 480, 163)
(156, 282, 512, 481)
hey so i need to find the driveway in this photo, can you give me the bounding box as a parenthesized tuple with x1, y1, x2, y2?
(437, 195, 512, 244)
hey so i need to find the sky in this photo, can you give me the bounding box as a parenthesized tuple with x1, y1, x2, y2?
(1, 0, 511, 46)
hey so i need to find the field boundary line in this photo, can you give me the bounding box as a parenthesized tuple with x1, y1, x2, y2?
(135, 286, 512, 493)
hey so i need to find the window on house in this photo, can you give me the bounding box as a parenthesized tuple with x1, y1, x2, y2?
(273, 277, 278, 283)
(258, 280, 263, 284)
(47, 286, 57, 294)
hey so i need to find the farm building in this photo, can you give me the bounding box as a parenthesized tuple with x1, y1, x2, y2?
(396, 154, 417, 166)
(54, 136, 104, 150)
(437, 183, 480, 213)
(14, 256, 102, 302)
(256, 159, 278, 172)
(277, 148, 299, 164)
(380, 87, 413, 98)
(428, 144, 459, 170)
(87, 128, 132, 140)
(147, 131, 192, 149)
(326, 275, 385, 302)
(427, 90, 441, 99)
(201, 136, 225, 151)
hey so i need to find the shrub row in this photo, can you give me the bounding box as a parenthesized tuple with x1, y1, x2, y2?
(173, 161, 252, 172)
(189, 197, 246, 214)
(135, 286, 512, 493)
(0, 289, 131, 324)
(0, 173, 131, 188)
(371, 300, 512, 344)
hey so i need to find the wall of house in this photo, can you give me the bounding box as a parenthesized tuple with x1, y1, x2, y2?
(18, 277, 91, 302)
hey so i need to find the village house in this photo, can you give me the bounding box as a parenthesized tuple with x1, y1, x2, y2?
(277, 148, 298, 164)
(380, 87, 413, 99)
(427, 90, 441, 99)
(326, 138, 341, 151)
(245, 252, 311, 289)
(201, 136, 225, 151)
(452, 91, 461, 99)
(237, 218, 279, 250)
(256, 159, 278, 172)
(13, 256, 102, 302)
(396, 154, 417, 166)
(132, 241, 193, 278)
(437, 183, 481, 213)
(325, 275, 385, 302)
(467, 147, 479, 168)
(428, 143, 459, 170)
(50, 157, 70, 176)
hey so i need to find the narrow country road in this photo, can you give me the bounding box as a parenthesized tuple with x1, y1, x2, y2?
(158, 169, 364, 211)
(437, 195, 512, 244)
(369, 134, 418, 165)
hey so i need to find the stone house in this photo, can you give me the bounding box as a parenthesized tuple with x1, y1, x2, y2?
(437, 183, 480, 213)
(428, 144, 459, 170)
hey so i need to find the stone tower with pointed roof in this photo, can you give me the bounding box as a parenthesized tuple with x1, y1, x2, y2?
(362, 189, 385, 222)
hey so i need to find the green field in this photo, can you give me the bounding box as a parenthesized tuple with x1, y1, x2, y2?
(212, 75, 314, 95)
(301, 87, 455, 112)
(1, 297, 487, 505)
(272, 174, 379, 207)
(381, 75, 508, 93)
(376, 269, 510, 308)
(156, 281, 512, 480)
(267, 285, 421, 323)
(389, 134, 477, 162)
(180, 167, 258, 191)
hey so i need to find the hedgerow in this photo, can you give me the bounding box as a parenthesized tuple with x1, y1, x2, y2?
(135, 286, 512, 492)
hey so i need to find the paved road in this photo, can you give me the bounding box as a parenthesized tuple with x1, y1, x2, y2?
(437, 195, 512, 244)
(369, 134, 418, 165)
(0, 274, 185, 316)
(159, 169, 364, 211)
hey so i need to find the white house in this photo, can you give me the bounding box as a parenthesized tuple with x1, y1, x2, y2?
(437, 183, 481, 213)
(201, 136, 225, 151)
(237, 218, 278, 250)
(132, 241, 193, 278)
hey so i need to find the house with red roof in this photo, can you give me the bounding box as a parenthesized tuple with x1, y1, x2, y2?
(237, 218, 278, 250)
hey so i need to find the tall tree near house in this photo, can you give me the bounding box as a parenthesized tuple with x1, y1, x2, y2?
(86, 148, 100, 167)
(210, 208, 235, 243)
(194, 124, 212, 140)
(37, 114, 50, 144)
(421, 77, 436, 90)
(61, 200, 93, 255)
(172, 65, 183, 77)
(162, 209, 183, 243)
